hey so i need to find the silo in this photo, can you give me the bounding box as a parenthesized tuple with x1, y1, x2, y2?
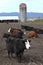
(19, 3, 27, 22)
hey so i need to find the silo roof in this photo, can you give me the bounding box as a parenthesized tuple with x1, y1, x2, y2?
(20, 3, 26, 7)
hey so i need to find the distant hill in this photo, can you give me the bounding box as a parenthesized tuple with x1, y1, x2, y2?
(27, 12, 43, 18)
(0, 12, 19, 16)
(0, 12, 43, 18)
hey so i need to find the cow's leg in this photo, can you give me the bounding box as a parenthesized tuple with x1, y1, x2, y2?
(35, 34, 38, 38)
(8, 51, 11, 58)
(16, 52, 23, 63)
(16, 54, 21, 63)
(11, 47, 14, 58)
(11, 52, 13, 58)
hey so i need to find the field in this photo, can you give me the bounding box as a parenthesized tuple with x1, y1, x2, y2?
(0, 20, 43, 65)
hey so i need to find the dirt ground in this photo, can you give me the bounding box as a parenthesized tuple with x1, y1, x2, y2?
(0, 21, 43, 65)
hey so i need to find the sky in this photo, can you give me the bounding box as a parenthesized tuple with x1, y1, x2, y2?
(0, 0, 43, 13)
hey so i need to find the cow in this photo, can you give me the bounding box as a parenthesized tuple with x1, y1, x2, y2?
(6, 37, 31, 62)
(25, 29, 39, 38)
(8, 28, 25, 38)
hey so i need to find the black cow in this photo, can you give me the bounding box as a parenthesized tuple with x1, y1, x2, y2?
(6, 37, 31, 62)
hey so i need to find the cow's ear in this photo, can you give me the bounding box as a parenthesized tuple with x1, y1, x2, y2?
(22, 40, 25, 43)
(29, 40, 31, 42)
(22, 39, 25, 43)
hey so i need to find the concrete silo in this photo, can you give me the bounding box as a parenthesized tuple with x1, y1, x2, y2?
(19, 3, 27, 22)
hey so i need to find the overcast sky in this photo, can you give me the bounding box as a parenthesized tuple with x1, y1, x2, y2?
(0, 0, 43, 13)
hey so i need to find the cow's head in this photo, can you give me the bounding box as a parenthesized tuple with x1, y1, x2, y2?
(8, 28, 11, 32)
(22, 39, 31, 50)
(24, 32, 26, 35)
(25, 39, 31, 49)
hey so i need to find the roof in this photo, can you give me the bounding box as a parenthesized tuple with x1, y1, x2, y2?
(20, 3, 26, 7)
